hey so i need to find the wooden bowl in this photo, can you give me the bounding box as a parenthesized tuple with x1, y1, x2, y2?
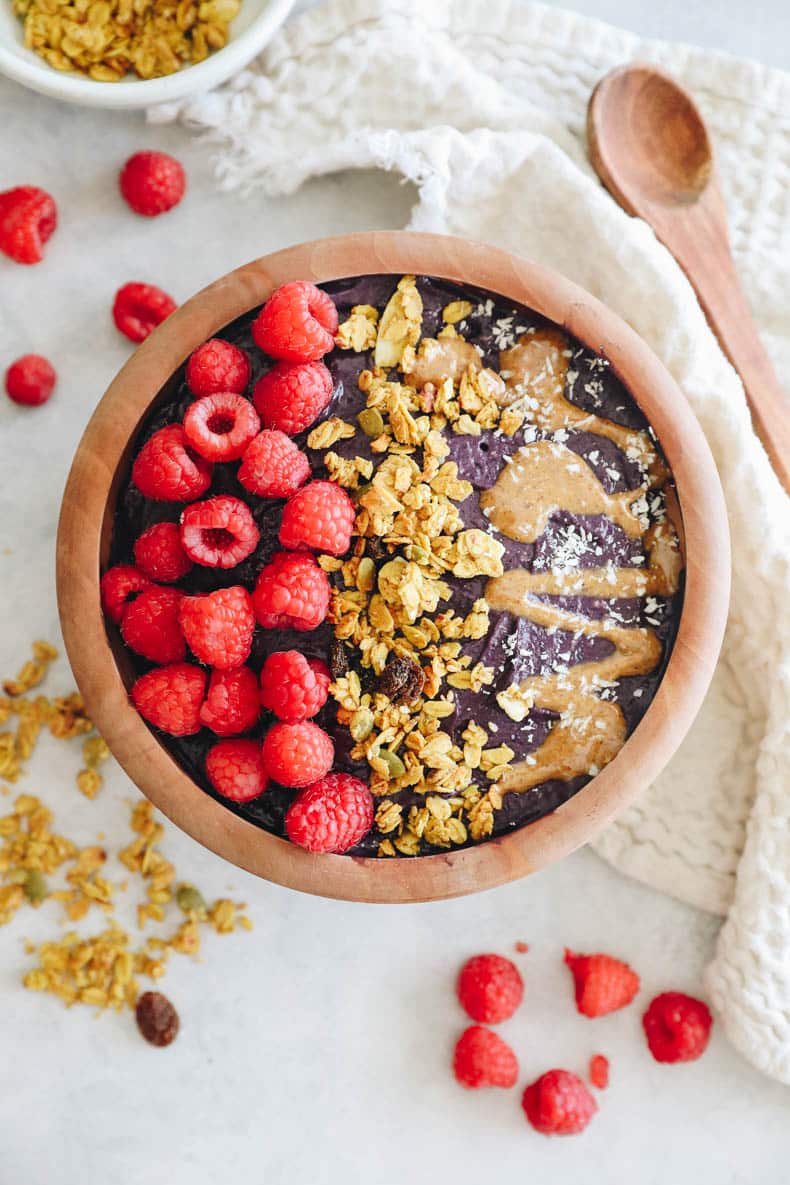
(56, 232, 730, 903)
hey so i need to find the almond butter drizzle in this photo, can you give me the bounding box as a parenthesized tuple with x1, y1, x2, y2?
(404, 336, 482, 387)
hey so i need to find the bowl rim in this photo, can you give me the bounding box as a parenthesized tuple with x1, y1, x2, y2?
(56, 230, 731, 903)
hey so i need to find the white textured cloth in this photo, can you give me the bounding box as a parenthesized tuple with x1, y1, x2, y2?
(152, 0, 790, 1081)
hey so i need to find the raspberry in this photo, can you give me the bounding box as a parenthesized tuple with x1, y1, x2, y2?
(564, 949, 640, 1018)
(452, 1026, 519, 1090)
(5, 355, 56, 406)
(285, 772, 372, 852)
(120, 586, 185, 663)
(259, 651, 330, 722)
(179, 586, 255, 669)
(642, 992, 712, 1063)
(131, 663, 206, 736)
(262, 721, 333, 787)
(113, 282, 177, 343)
(133, 521, 192, 582)
(589, 1054, 609, 1089)
(206, 738, 268, 802)
(252, 551, 330, 631)
(100, 564, 153, 625)
(521, 1070, 597, 1136)
(252, 281, 338, 363)
(119, 151, 186, 217)
(0, 186, 57, 264)
(456, 954, 524, 1024)
(238, 430, 311, 498)
(180, 496, 259, 568)
(252, 362, 333, 436)
(186, 339, 250, 396)
(183, 392, 260, 462)
(279, 481, 355, 556)
(199, 666, 260, 736)
(132, 425, 213, 502)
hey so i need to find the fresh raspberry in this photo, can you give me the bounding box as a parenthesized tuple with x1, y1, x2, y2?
(186, 339, 250, 396)
(199, 666, 260, 736)
(131, 663, 206, 736)
(183, 392, 260, 462)
(180, 496, 259, 568)
(252, 551, 330, 631)
(133, 521, 192, 583)
(456, 954, 524, 1024)
(252, 281, 338, 363)
(179, 586, 255, 669)
(279, 481, 355, 556)
(132, 425, 213, 502)
(5, 354, 56, 406)
(252, 361, 333, 436)
(521, 1070, 597, 1136)
(564, 949, 640, 1018)
(589, 1054, 610, 1089)
(120, 586, 186, 663)
(262, 721, 333, 787)
(642, 992, 712, 1063)
(259, 651, 330, 721)
(206, 738, 268, 802)
(285, 771, 372, 852)
(113, 282, 177, 343)
(119, 151, 186, 217)
(238, 430, 311, 498)
(0, 186, 57, 264)
(100, 564, 153, 625)
(452, 1026, 519, 1090)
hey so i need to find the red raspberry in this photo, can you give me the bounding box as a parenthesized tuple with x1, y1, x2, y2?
(252, 281, 338, 363)
(238, 430, 311, 498)
(452, 1026, 519, 1090)
(186, 339, 250, 396)
(133, 521, 192, 583)
(589, 1054, 609, 1089)
(285, 771, 372, 852)
(279, 481, 355, 556)
(642, 992, 712, 1063)
(132, 425, 213, 502)
(0, 186, 57, 264)
(120, 586, 186, 663)
(252, 551, 330, 631)
(262, 720, 333, 787)
(119, 151, 186, 217)
(183, 392, 260, 462)
(100, 564, 153, 625)
(206, 738, 268, 802)
(5, 354, 56, 406)
(564, 949, 640, 1018)
(199, 666, 260, 736)
(180, 496, 259, 568)
(457, 954, 524, 1024)
(522, 1070, 597, 1136)
(179, 586, 255, 669)
(259, 651, 330, 721)
(113, 282, 177, 343)
(252, 361, 333, 436)
(131, 662, 206, 736)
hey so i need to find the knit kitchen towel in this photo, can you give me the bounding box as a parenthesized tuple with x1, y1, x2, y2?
(151, 0, 790, 1082)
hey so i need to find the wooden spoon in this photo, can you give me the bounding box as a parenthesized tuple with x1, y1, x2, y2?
(587, 63, 790, 494)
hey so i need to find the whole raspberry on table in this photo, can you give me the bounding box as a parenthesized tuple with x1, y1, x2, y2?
(521, 1070, 597, 1136)
(259, 651, 330, 722)
(252, 281, 338, 363)
(262, 720, 334, 788)
(133, 521, 192, 583)
(132, 425, 213, 502)
(113, 282, 177, 343)
(186, 339, 250, 396)
(252, 361, 333, 435)
(279, 480, 355, 557)
(238, 429, 311, 498)
(179, 586, 255, 670)
(252, 551, 330, 631)
(135, 990, 180, 1047)
(180, 495, 260, 568)
(642, 991, 712, 1063)
(589, 1054, 610, 1089)
(285, 771, 373, 853)
(452, 1026, 519, 1090)
(199, 666, 260, 736)
(206, 738, 268, 803)
(120, 586, 186, 664)
(456, 954, 524, 1024)
(131, 663, 206, 736)
(100, 564, 153, 625)
(119, 151, 186, 217)
(183, 392, 260, 462)
(564, 949, 640, 1018)
(5, 354, 57, 406)
(0, 185, 57, 264)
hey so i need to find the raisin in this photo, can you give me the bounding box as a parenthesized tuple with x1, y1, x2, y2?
(377, 655, 425, 703)
(135, 990, 180, 1047)
(329, 639, 349, 680)
(366, 537, 387, 561)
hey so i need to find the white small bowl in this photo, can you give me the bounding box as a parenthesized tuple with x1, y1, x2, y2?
(0, 0, 293, 109)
